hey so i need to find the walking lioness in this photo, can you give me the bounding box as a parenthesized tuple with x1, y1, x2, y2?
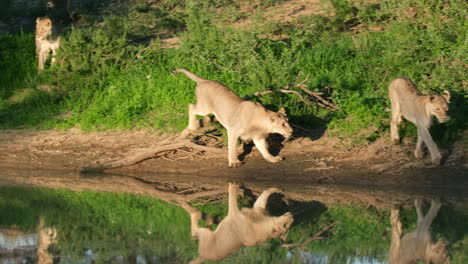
(182, 183, 294, 264)
(173, 69, 293, 167)
(36, 17, 60, 71)
(389, 78, 451, 166)
(389, 199, 449, 264)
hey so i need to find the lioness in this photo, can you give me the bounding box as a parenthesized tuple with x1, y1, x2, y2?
(173, 69, 293, 167)
(182, 183, 294, 264)
(389, 78, 450, 166)
(389, 199, 449, 264)
(36, 17, 60, 71)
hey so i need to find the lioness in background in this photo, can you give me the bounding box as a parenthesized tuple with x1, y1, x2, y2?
(173, 69, 293, 167)
(389, 78, 451, 166)
(182, 183, 294, 264)
(389, 199, 449, 264)
(36, 17, 60, 71)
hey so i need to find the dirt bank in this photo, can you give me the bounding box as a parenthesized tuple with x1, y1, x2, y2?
(0, 128, 466, 203)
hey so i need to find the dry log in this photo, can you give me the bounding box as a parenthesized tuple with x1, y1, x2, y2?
(81, 139, 223, 172)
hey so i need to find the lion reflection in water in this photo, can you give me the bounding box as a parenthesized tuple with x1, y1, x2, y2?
(182, 183, 294, 264)
(390, 199, 449, 264)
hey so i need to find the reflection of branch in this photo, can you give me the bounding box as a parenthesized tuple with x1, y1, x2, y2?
(282, 222, 336, 250)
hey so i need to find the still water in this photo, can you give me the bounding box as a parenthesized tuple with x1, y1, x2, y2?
(0, 169, 466, 264)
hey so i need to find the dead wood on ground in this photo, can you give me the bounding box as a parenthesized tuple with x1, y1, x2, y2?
(81, 137, 223, 173)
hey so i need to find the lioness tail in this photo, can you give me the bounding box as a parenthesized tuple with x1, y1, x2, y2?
(172, 69, 205, 83)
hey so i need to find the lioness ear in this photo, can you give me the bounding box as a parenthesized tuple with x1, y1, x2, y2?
(442, 90, 451, 103)
(430, 95, 435, 102)
(278, 107, 286, 115)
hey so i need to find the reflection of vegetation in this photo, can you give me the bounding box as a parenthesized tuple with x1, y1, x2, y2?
(1, 186, 466, 263)
(0, 186, 195, 263)
(0, 0, 466, 146)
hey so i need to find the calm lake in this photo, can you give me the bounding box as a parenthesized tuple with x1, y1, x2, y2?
(0, 169, 467, 264)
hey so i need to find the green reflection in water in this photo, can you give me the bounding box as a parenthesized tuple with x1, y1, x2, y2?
(0, 186, 467, 263)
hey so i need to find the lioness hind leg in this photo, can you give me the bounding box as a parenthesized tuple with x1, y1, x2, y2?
(180, 104, 211, 138)
(181, 202, 203, 238)
(390, 104, 402, 143)
(187, 104, 202, 131)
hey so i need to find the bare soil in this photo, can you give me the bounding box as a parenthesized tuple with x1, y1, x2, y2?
(0, 128, 466, 209)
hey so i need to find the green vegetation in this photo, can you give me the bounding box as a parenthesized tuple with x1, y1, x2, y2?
(0, 186, 195, 262)
(0, 0, 466, 145)
(1, 185, 467, 263)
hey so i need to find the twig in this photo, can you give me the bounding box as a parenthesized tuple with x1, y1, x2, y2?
(282, 222, 336, 249)
(300, 86, 340, 110)
(245, 72, 339, 110)
(279, 89, 313, 105)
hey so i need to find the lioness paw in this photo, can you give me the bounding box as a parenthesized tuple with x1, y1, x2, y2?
(268, 156, 284, 163)
(431, 157, 441, 167)
(229, 159, 241, 168)
(414, 150, 425, 159)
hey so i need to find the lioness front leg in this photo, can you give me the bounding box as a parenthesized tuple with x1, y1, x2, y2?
(227, 131, 241, 167)
(419, 199, 441, 234)
(38, 49, 48, 71)
(414, 132, 425, 159)
(228, 183, 241, 217)
(253, 188, 282, 210)
(418, 127, 442, 166)
(253, 137, 283, 163)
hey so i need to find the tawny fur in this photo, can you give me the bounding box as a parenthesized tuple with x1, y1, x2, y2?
(36, 17, 60, 71)
(37, 216, 57, 264)
(389, 78, 451, 166)
(173, 69, 293, 167)
(389, 199, 449, 264)
(182, 183, 294, 264)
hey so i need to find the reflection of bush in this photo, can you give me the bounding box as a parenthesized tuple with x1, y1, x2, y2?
(0, 186, 195, 263)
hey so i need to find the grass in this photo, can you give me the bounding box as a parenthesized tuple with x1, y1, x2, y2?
(1, 185, 466, 263)
(0, 0, 466, 146)
(0, 186, 195, 262)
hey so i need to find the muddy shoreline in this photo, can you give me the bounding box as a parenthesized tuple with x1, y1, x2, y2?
(0, 129, 466, 209)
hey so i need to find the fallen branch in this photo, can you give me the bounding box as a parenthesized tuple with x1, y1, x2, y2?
(287, 72, 339, 110)
(299, 86, 340, 110)
(245, 72, 340, 110)
(81, 139, 223, 172)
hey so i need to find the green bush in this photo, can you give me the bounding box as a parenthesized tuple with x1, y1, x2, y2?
(0, 0, 465, 145)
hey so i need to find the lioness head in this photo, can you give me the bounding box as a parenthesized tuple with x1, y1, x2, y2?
(428, 239, 450, 264)
(428, 91, 450, 123)
(271, 212, 294, 241)
(270, 108, 293, 139)
(36, 17, 53, 39)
